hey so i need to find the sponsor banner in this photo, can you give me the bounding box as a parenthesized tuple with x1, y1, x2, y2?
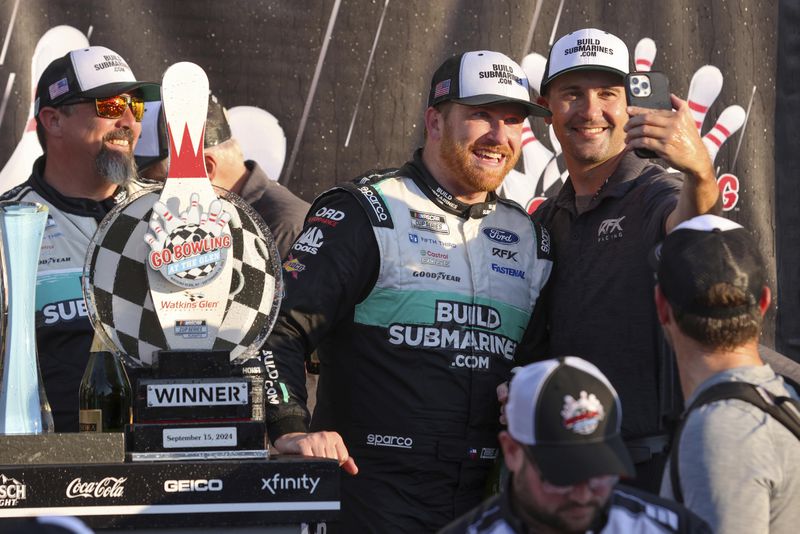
(0, 459, 340, 527)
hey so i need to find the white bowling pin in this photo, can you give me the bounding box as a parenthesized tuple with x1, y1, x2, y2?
(521, 119, 553, 186)
(521, 52, 548, 95)
(687, 65, 723, 133)
(227, 106, 287, 181)
(702, 105, 745, 163)
(0, 26, 88, 193)
(634, 38, 657, 72)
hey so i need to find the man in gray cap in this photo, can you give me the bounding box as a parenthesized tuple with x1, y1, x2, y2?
(0, 45, 158, 431)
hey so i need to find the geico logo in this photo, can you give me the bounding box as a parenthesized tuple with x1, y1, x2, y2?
(359, 186, 388, 221)
(42, 299, 88, 325)
(452, 354, 490, 369)
(164, 479, 223, 492)
(366, 433, 413, 448)
(314, 207, 345, 221)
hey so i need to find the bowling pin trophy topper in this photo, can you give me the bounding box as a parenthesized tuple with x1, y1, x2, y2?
(83, 63, 282, 461)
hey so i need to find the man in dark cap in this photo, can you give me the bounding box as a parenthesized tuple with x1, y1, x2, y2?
(0, 46, 158, 431)
(138, 94, 310, 259)
(441, 357, 711, 534)
(653, 214, 800, 533)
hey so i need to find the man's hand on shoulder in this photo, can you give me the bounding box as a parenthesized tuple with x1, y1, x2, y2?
(274, 431, 359, 475)
(624, 94, 715, 182)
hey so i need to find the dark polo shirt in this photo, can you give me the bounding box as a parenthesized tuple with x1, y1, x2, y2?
(533, 152, 681, 439)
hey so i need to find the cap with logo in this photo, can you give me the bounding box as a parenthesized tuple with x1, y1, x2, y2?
(35, 46, 159, 117)
(428, 50, 550, 117)
(540, 28, 630, 95)
(507, 356, 635, 486)
(651, 214, 766, 318)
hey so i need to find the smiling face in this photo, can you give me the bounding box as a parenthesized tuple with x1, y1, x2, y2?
(59, 94, 141, 185)
(541, 70, 628, 172)
(428, 102, 526, 199)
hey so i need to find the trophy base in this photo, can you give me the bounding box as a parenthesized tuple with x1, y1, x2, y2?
(127, 449, 268, 462)
(126, 420, 266, 460)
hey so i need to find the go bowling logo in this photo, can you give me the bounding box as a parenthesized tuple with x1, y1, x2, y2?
(145, 194, 232, 288)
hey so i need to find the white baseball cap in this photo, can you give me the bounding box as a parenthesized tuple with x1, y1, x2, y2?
(540, 28, 630, 94)
(428, 50, 550, 117)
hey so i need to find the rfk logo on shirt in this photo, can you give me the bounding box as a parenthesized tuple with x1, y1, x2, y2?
(597, 216, 625, 242)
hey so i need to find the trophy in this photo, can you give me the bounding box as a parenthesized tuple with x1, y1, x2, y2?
(83, 63, 281, 460)
(0, 201, 54, 434)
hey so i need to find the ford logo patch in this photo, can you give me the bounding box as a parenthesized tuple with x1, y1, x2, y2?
(482, 228, 520, 244)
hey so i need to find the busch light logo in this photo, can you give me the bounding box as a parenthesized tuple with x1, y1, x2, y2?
(482, 228, 519, 244)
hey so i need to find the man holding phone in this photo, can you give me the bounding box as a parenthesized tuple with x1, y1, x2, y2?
(529, 28, 719, 491)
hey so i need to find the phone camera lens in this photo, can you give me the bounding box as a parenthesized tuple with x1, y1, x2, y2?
(632, 87, 640, 95)
(641, 81, 650, 90)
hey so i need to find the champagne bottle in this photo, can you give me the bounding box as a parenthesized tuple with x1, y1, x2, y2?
(79, 351, 132, 433)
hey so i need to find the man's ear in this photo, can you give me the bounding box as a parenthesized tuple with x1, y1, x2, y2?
(537, 96, 552, 126)
(424, 106, 444, 141)
(758, 286, 771, 317)
(37, 108, 63, 139)
(204, 152, 217, 181)
(499, 431, 525, 473)
(654, 285, 672, 326)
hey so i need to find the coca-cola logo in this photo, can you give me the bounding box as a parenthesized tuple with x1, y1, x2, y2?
(66, 477, 127, 499)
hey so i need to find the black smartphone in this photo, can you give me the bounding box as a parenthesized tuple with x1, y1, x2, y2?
(625, 71, 671, 159)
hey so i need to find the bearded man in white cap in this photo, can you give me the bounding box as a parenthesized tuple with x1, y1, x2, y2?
(265, 50, 554, 532)
(0, 46, 158, 432)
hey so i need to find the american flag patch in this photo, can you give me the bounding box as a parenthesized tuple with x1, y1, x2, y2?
(49, 78, 69, 99)
(434, 79, 451, 98)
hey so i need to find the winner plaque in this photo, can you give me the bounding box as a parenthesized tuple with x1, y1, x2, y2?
(83, 63, 281, 461)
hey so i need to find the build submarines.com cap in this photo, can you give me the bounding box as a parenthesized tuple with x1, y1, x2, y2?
(428, 50, 550, 117)
(507, 356, 635, 486)
(35, 46, 159, 116)
(540, 28, 630, 94)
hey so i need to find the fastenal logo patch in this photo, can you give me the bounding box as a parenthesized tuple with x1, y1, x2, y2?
(145, 195, 232, 288)
(561, 391, 605, 435)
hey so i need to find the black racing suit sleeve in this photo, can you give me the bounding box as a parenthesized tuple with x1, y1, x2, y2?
(265, 189, 379, 443)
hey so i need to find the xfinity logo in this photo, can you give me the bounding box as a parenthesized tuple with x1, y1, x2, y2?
(164, 479, 223, 493)
(491, 247, 518, 262)
(483, 228, 520, 244)
(293, 227, 324, 255)
(261, 474, 320, 495)
(366, 433, 413, 449)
